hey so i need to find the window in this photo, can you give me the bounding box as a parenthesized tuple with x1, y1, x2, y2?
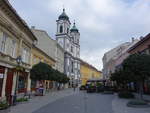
(71, 46, 73, 53)
(67, 28, 69, 33)
(71, 61, 74, 73)
(60, 25, 63, 33)
(0, 33, 7, 53)
(22, 47, 30, 63)
(67, 59, 69, 65)
(77, 39, 79, 44)
(18, 76, 26, 90)
(22, 48, 26, 62)
(33, 57, 37, 64)
(10, 40, 16, 57)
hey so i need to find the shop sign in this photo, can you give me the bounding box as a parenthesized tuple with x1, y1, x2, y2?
(0, 73, 4, 78)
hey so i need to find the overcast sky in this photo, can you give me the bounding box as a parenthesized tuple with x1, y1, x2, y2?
(9, 0, 150, 70)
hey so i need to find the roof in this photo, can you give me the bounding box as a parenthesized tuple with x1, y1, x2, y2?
(70, 22, 79, 32)
(80, 59, 102, 73)
(128, 33, 150, 52)
(31, 28, 56, 60)
(58, 8, 69, 20)
(2, 0, 37, 41)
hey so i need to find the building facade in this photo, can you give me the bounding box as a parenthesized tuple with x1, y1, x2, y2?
(80, 60, 102, 85)
(0, 0, 37, 104)
(31, 28, 64, 73)
(56, 9, 80, 86)
(55, 43, 64, 73)
(31, 28, 56, 68)
(115, 39, 139, 68)
(30, 45, 56, 91)
(102, 42, 131, 79)
(128, 34, 150, 94)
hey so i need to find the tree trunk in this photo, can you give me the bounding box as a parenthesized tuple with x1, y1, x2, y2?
(139, 81, 144, 100)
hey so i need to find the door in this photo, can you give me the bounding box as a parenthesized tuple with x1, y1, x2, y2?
(5, 69, 14, 105)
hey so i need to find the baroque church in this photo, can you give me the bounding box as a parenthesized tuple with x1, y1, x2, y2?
(56, 8, 80, 85)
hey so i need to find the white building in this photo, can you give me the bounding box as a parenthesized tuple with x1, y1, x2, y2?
(102, 41, 134, 79)
(56, 9, 80, 86)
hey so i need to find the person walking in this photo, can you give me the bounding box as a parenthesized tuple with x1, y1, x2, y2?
(73, 84, 76, 92)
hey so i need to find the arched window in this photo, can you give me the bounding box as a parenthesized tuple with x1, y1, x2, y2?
(67, 28, 69, 33)
(60, 25, 63, 33)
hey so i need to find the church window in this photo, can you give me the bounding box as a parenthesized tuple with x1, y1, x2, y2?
(71, 46, 73, 53)
(71, 61, 74, 73)
(67, 28, 69, 33)
(60, 25, 63, 33)
(77, 39, 79, 44)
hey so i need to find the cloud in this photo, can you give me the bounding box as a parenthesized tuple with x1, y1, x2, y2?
(10, 0, 150, 70)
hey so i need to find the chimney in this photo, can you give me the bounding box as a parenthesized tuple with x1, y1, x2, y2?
(132, 37, 134, 42)
(140, 36, 143, 40)
(31, 26, 35, 29)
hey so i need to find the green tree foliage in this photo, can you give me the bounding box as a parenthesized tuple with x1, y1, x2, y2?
(30, 62, 70, 83)
(30, 62, 53, 80)
(122, 53, 150, 82)
(111, 53, 150, 99)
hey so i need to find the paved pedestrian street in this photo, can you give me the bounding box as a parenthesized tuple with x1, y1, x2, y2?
(33, 90, 114, 113)
(1, 89, 150, 113)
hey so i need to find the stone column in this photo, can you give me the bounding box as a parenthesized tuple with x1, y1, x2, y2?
(1, 68, 8, 98)
(27, 73, 31, 93)
(11, 72, 17, 96)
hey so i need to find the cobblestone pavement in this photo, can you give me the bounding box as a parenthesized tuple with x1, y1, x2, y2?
(1, 89, 76, 113)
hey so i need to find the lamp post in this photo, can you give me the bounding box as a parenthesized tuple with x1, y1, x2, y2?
(13, 56, 22, 105)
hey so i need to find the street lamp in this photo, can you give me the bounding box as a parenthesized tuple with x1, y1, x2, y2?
(13, 56, 22, 105)
(16, 56, 22, 65)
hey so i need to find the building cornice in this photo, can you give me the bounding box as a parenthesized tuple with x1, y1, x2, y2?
(0, 0, 37, 41)
(128, 33, 150, 52)
(80, 59, 102, 73)
(33, 45, 56, 63)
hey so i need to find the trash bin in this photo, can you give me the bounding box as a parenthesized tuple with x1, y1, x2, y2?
(38, 87, 44, 96)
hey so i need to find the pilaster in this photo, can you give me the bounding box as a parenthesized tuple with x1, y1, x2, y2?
(1, 68, 8, 98)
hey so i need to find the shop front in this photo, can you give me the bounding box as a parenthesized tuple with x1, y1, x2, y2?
(5, 68, 14, 105)
(0, 66, 5, 97)
(17, 72, 28, 94)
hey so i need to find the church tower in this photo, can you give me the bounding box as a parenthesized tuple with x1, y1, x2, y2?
(70, 21, 80, 58)
(56, 8, 81, 86)
(56, 8, 71, 49)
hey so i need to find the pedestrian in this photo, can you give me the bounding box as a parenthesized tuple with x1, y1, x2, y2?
(73, 85, 76, 92)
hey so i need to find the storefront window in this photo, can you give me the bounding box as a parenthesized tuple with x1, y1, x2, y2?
(31, 80, 36, 88)
(18, 76, 26, 90)
(0, 67, 5, 96)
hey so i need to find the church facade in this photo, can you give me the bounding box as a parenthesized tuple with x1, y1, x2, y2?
(56, 9, 80, 86)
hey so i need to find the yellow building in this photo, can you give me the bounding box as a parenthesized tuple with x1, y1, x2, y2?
(31, 46, 56, 67)
(30, 42, 56, 91)
(80, 60, 102, 85)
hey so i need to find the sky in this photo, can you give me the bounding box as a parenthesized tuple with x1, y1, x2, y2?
(9, 0, 150, 70)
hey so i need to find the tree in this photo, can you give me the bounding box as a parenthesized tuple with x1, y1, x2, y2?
(110, 69, 132, 90)
(122, 53, 150, 99)
(30, 62, 53, 81)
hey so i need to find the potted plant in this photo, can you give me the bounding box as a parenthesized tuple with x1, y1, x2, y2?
(0, 100, 9, 110)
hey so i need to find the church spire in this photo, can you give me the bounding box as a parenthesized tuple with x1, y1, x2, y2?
(58, 7, 69, 20)
(70, 20, 79, 33)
